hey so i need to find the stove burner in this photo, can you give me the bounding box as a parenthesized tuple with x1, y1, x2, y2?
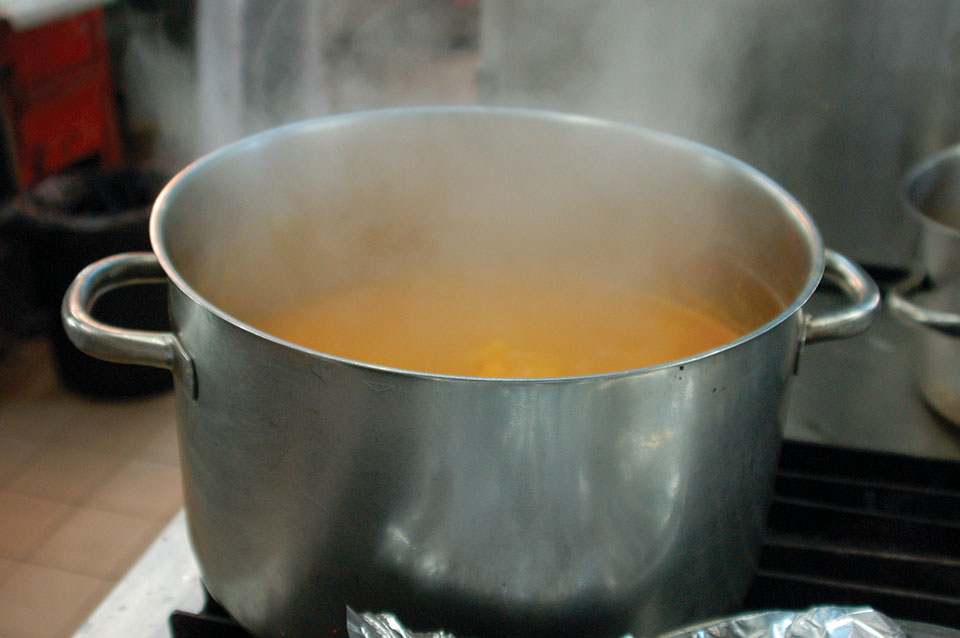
(169, 441, 960, 636)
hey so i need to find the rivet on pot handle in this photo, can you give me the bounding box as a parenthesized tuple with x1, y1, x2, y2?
(804, 249, 881, 345)
(886, 267, 960, 337)
(61, 252, 197, 398)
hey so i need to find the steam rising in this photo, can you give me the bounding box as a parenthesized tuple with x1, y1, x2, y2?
(478, 1, 756, 146)
(121, 0, 479, 169)
(477, 1, 960, 267)
(194, 0, 478, 159)
(125, 0, 960, 268)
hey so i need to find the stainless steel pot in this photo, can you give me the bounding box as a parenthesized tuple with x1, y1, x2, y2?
(62, 108, 879, 637)
(888, 147, 960, 425)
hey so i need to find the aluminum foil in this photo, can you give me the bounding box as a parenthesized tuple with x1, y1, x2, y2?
(346, 608, 455, 638)
(346, 606, 910, 638)
(660, 607, 906, 638)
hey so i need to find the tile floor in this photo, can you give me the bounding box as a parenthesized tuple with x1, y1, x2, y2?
(0, 337, 181, 638)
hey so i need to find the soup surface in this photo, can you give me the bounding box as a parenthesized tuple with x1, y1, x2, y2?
(250, 270, 745, 377)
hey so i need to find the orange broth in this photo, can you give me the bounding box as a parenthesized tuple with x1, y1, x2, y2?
(250, 270, 744, 377)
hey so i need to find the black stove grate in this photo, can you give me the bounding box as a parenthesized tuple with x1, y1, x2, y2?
(170, 441, 960, 636)
(742, 441, 960, 626)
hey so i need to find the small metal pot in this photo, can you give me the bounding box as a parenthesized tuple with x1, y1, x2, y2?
(62, 108, 878, 637)
(888, 147, 960, 425)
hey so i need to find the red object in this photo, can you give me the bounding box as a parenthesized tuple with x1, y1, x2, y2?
(0, 8, 123, 188)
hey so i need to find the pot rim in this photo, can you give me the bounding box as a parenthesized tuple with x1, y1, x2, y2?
(150, 106, 825, 383)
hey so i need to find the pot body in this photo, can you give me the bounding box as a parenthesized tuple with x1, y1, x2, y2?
(63, 108, 879, 637)
(170, 285, 800, 637)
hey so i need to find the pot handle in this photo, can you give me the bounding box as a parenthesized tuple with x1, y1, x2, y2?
(61, 252, 196, 396)
(886, 267, 960, 337)
(804, 249, 881, 345)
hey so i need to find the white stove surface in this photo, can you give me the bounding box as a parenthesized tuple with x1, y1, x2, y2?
(71, 511, 203, 638)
